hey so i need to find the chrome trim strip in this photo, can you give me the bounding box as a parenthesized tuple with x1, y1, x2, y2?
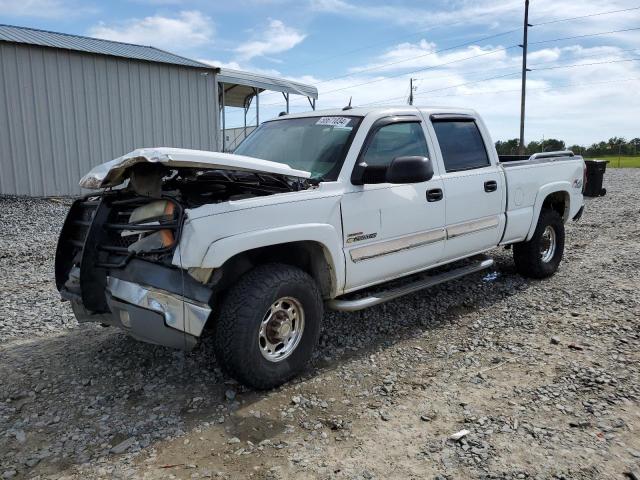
(107, 277, 211, 337)
(447, 216, 499, 239)
(350, 228, 446, 263)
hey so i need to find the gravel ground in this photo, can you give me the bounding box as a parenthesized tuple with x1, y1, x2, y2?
(1, 169, 639, 480)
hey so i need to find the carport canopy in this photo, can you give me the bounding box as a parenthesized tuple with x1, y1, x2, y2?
(217, 67, 318, 151)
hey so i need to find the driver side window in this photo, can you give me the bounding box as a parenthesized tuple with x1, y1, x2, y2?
(362, 122, 429, 167)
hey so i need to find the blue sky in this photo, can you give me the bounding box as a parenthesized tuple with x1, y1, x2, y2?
(1, 0, 639, 145)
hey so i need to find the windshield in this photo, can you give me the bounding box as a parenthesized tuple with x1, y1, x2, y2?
(234, 116, 362, 181)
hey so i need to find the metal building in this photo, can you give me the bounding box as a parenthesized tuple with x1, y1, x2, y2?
(0, 24, 317, 196)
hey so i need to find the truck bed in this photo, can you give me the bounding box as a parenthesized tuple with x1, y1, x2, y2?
(498, 151, 585, 245)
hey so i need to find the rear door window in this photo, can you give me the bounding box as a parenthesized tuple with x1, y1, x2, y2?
(432, 120, 490, 172)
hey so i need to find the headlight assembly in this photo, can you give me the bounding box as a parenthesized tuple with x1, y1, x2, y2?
(125, 200, 178, 253)
(129, 200, 175, 224)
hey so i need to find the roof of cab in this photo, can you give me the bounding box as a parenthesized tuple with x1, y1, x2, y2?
(272, 105, 479, 120)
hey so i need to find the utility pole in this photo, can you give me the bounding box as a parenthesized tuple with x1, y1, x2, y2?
(408, 78, 415, 105)
(518, 0, 531, 154)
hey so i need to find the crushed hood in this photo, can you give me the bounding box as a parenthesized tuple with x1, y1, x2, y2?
(79, 147, 312, 189)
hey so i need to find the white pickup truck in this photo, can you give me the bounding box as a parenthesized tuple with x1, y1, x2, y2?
(55, 106, 586, 389)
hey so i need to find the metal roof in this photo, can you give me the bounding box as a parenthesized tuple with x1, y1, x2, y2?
(0, 23, 212, 69)
(218, 67, 318, 107)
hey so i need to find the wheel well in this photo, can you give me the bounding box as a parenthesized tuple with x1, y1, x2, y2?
(215, 241, 335, 298)
(541, 191, 570, 221)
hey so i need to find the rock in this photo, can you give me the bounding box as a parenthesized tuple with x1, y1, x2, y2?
(550, 336, 561, 345)
(228, 437, 241, 444)
(449, 429, 470, 441)
(2, 471, 17, 480)
(14, 430, 26, 444)
(225, 390, 236, 401)
(110, 437, 136, 454)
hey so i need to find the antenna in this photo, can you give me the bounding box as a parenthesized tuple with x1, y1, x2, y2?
(342, 97, 353, 111)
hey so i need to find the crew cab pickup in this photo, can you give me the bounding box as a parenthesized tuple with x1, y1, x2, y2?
(55, 106, 586, 389)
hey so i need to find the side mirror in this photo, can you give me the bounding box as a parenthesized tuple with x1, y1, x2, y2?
(355, 156, 434, 185)
(385, 156, 434, 184)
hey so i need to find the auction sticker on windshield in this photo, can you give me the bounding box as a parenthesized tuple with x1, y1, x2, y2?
(316, 117, 352, 127)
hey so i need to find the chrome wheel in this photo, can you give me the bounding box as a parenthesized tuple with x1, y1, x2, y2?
(259, 296, 305, 362)
(540, 225, 557, 263)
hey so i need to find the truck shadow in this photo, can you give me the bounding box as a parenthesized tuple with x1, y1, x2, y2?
(0, 250, 534, 478)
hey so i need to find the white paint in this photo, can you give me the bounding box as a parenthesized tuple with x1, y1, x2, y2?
(169, 106, 584, 299)
(79, 147, 311, 189)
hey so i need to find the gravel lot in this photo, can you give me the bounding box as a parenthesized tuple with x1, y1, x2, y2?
(1, 169, 639, 480)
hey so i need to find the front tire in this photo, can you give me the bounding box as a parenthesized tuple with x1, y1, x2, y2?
(213, 263, 323, 390)
(513, 209, 565, 279)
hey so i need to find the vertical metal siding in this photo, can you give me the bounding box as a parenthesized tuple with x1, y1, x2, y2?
(0, 43, 217, 196)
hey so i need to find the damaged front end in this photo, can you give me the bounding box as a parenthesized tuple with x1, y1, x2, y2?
(55, 148, 313, 350)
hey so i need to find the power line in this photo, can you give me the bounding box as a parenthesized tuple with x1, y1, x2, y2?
(529, 27, 640, 46)
(261, 45, 520, 106)
(260, 28, 521, 103)
(322, 28, 640, 95)
(354, 77, 640, 108)
(262, 76, 640, 111)
(532, 57, 640, 71)
(259, 7, 638, 102)
(414, 76, 640, 100)
(262, 48, 640, 110)
(274, 52, 640, 109)
(409, 47, 640, 82)
(347, 56, 640, 108)
(264, 27, 640, 108)
(361, 71, 521, 106)
(532, 6, 640, 26)
(318, 28, 520, 85)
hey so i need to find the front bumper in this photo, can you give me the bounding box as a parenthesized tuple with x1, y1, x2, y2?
(62, 256, 213, 351)
(106, 276, 211, 337)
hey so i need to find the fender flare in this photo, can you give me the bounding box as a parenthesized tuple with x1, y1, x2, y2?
(200, 223, 345, 295)
(526, 182, 571, 240)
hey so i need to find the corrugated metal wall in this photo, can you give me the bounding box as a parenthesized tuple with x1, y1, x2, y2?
(0, 42, 218, 196)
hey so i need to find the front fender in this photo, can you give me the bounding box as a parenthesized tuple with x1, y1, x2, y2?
(200, 224, 345, 294)
(526, 182, 571, 240)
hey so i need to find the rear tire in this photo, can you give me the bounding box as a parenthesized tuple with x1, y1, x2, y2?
(213, 263, 323, 390)
(513, 209, 565, 279)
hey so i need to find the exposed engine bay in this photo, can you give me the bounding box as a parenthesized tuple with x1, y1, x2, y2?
(55, 163, 313, 315)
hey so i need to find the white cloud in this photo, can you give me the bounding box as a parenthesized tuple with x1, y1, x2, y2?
(235, 19, 306, 60)
(0, 0, 95, 18)
(89, 10, 213, 50)
(527, 48, 561, 63)
(252, 39, 640, 145)
(348, 39, 513, 75)
(310, 0, 522, 27)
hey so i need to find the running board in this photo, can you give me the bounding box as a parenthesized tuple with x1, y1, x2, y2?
(327, 256, 494, 312)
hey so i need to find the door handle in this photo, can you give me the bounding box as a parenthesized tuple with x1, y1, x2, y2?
(484, 180, 497, 192)
(426, 188, 443, 202)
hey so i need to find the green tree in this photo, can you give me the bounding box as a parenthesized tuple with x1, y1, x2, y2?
(569, 145, 583, 155)
(495, 138, 520, 155)
(525, 140, 541, 155)
(542, 138, 565, 152)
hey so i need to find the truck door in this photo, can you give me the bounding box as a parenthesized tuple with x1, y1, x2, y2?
(341, 116, 446, 292)
(428, 114, 505, 260)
